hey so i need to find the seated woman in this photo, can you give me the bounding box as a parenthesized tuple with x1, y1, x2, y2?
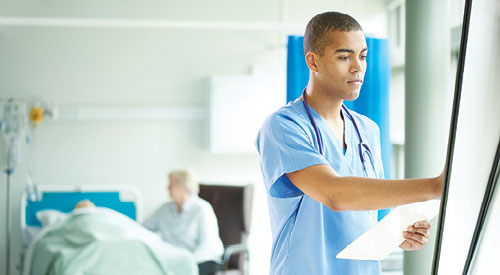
(24, 199, 198, 275)
(144, 169, 224, 275)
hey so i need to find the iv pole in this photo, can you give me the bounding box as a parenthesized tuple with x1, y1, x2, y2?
(5, 152, 12, 275)
(1, 99, 26, 275)
(1, 99, 44, 275)
(3, 120, 17, 275)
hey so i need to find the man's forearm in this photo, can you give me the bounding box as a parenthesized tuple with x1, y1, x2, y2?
(325, 176, 441, 211)
(287, 164, 442, 212)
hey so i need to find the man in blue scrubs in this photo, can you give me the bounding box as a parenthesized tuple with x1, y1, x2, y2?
(256, 12, 444, 274)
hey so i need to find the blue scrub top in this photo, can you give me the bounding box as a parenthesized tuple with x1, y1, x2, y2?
(256, 98, 385, 275)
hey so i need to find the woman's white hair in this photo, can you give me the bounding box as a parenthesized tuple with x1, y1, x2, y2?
(169, 169, 199, 195)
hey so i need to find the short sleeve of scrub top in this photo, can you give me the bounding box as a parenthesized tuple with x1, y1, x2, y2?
(255, 106, 329, 198)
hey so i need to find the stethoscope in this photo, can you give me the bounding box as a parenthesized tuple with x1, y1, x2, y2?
(301, 88, 378, 178)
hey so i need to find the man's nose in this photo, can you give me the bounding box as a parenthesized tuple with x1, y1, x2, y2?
(351, 59, 364, 73)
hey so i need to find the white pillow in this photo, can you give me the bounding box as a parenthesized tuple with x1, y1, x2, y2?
(36, 210, 69, 228)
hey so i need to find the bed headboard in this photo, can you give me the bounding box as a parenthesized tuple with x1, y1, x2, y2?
(22, 185, 143, 228)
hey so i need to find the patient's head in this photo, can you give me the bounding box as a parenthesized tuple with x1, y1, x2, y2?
(168, 169, 199, 204)
(74, 199, 96, 209)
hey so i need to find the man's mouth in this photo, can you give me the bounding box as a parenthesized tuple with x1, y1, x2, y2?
(347, 79, 363, 85)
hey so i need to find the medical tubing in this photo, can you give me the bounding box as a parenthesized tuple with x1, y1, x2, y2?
(302, 89, 377, 175)
(341, 105, 374, 164)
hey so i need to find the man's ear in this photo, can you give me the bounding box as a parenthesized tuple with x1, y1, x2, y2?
(305, 51, 319, 72)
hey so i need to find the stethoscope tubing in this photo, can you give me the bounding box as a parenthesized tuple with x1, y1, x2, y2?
(301, 88, 377, 177)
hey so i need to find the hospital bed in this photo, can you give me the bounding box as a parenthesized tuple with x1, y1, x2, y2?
(21, 184, 142, 243)
(20, 185, 197, 275)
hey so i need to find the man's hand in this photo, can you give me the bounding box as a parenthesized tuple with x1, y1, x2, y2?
(399, 220, 431, 251)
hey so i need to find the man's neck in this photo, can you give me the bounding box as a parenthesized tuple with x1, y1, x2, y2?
(303, 85, 344, 124)
(303, 84, 347, 150)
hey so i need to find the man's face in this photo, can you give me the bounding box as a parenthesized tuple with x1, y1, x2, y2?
(312, 30, 368, 101)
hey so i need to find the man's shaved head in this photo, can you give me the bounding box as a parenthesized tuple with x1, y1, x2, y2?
(304, 11, 363, 56)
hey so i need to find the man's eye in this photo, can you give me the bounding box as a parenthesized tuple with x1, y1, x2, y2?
(360, 55, 368, 60)
(338, 56, 349, 60)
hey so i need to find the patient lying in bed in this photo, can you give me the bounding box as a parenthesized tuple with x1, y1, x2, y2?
(23, 200, 198, 275)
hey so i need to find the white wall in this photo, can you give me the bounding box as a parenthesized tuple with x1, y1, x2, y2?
(0, 1, 388, 274)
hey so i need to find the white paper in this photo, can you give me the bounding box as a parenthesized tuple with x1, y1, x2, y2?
(336, 200, 441, 261)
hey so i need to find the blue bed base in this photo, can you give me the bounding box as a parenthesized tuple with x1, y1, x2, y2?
(25, 191, 137, 227)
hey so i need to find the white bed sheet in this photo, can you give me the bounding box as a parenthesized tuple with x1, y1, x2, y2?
(22, 207, 175, 275)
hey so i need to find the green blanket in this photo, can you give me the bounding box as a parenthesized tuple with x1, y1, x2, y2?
(29, 210, 198, 275)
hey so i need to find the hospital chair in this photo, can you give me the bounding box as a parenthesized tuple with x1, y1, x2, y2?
(198, 183, 254, 275)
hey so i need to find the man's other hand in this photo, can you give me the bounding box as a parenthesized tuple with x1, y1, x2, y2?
(399, 220, 431, 251)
